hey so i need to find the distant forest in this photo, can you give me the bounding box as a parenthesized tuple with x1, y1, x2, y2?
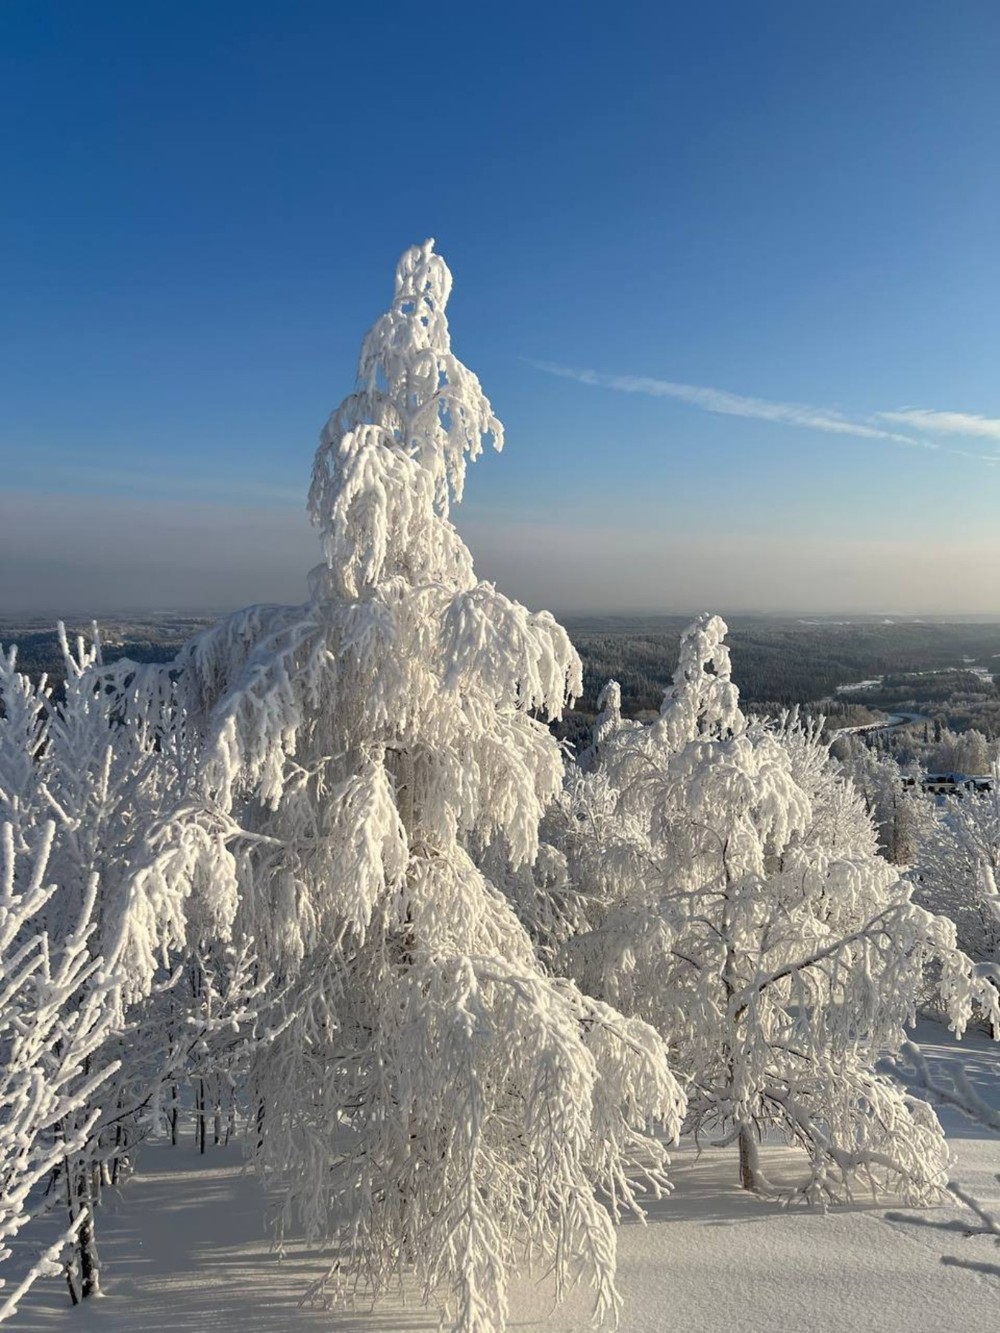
(561, 616, 1000, 736)
(3, 613, 1000, 738)
(0, 615, 213, 690)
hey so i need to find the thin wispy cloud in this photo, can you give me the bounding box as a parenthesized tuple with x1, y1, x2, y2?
(530, 361, 1000, 463)
(875, 408, 1000, 444)
(530, 360, 928, 449)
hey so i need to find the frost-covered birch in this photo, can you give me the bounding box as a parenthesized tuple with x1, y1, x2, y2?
(0, 627, 252, 1298)
(557, 614, 999, 1204)
(148, 242, 684, 1332)
(0, 823, 118, 1321)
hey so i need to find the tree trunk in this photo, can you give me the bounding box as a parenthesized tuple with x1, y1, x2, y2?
(738, 1125, 756, 1192)
(65, 1159, 101, 1302)
(64, 1163, 81, 1306)
(255, 1098, 265, 1155)
(77, 1187, 101, 1300)
(394, 748, 415, 836)
(197, 1079, 206, 1155)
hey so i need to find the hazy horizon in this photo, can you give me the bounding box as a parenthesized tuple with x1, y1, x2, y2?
(2, 487, 999, 622)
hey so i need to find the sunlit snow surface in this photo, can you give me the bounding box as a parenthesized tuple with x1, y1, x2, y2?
(10, 1022, 1000, 1333)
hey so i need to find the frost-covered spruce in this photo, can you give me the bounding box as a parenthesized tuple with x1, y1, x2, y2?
(578, 679, 639, 774)
(160, 242, 684, 1332)
(556, 613, 999, 1205)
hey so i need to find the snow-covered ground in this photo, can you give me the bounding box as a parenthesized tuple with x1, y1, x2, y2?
(10, 1022, 1000, 1333)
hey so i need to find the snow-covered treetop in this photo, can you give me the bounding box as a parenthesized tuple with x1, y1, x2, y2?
(653, 612, 743, 752)
(150, 240, 582, 976)
(308, 239, 503, 599)
(591, 614, 799, 884)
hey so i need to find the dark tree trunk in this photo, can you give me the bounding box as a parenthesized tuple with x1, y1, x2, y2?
(65, 1160, 101, 1302)
(738, 1125, 756, 1192)
(255, 1098, 265, 1155)
(197, 1079, 206, 1155)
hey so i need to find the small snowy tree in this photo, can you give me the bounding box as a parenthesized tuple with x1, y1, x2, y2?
(578, 679, 638, 773)
(558, 614, 999, 1204)
(835, 739, 932, 865)
(0, 646, 47, 850)
(0, 822, 118, 1321)
(0, 627, 248, 1299)
(146, 242, 684, 1332)
(911, 763, 1000, 964)
(928, 727, 993, 778)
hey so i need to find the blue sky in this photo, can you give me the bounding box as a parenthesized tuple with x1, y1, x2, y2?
(2, 0, 999, 614)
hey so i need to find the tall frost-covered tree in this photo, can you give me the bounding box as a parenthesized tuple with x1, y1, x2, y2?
(160, 242, 683, 1332)
(557, 614, 998, 1203)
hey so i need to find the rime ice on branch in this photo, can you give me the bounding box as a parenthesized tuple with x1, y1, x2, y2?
(161, 242, 684, 1333)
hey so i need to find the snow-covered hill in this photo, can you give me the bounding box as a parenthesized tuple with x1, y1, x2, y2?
(10, 1022, 999, 1333)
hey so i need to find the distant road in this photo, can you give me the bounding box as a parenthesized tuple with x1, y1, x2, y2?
(829, 710, 930, 740)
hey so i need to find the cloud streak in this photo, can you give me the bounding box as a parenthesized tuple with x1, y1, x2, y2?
(875, 408, 1000, 444)
(531, 361, 1000, 462)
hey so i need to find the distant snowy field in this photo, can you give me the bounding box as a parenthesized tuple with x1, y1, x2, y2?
(11, 1021, 1000, 1333)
